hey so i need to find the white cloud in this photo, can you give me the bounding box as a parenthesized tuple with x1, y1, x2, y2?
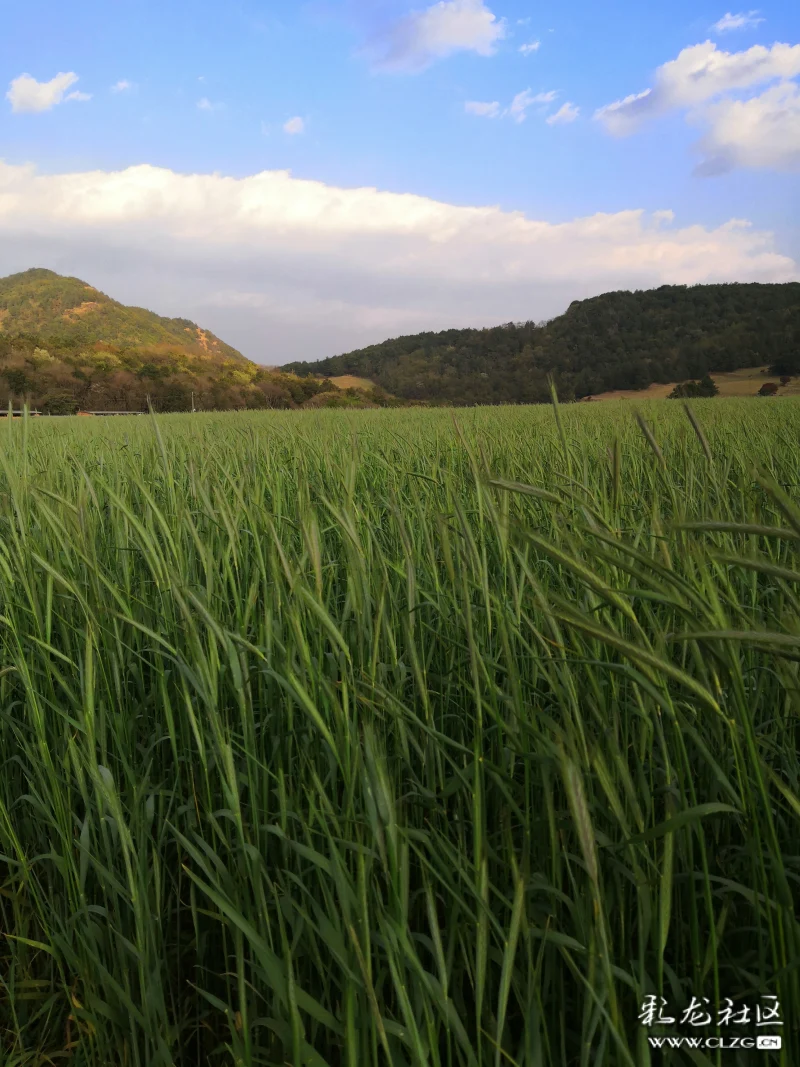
(66, 91, 92, 102)
(466, 88, 565, 123)
(197, 97, 223, 112)
(596, 41, 800, 135)
(283, 116, 305, 134)
(365, 0, 506, 73)
(712, 10, 765, 33)
(6, 72, 87, 113)
(519, 40, 540, 55)
(546, 101, 579, 125)
(695, 80, 800, 172)
(595, 89, 652, 133)
(508, 88, 556, 122)
(111, 80, 134, 93)
(0, 160, 794, 361)
(465, 100, 500, 117)
(595, 39, 800, 173)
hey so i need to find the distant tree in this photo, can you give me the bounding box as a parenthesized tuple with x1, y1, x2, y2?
(40, 391, 79, 415)
(759, 382, 779, 396)
(770, 354, 800, 377)
(159, 382, 192, 412)
(26, 347, 54, 370)
(1, 368, 30, 394)
(668, 375, 718, 399)
(699, 374, 719, 396)
(780, 375, 791, 386)
(256, 381, 293, 408)
(136, 362, 168, 381)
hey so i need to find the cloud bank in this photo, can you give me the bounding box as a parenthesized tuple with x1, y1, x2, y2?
(0, 161, 795, 362)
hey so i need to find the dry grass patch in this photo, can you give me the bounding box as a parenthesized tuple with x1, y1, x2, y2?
(329, 374, 377, 391)
(591, 365, 800, 400)
(63, 300, 100, 318)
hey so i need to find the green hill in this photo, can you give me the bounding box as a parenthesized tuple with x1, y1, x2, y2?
(281, 282, 800, 404)
(0, 269, 376, 413)
(0, 268, 245, 360)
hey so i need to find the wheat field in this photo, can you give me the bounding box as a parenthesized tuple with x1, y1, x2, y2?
(1, 398, 798, 1065)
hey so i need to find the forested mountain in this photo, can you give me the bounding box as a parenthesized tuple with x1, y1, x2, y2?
(282, 282, 800, 404)
(0, 269, 372, 412)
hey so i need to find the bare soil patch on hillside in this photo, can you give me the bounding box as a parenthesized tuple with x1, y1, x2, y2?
(64, 301, 100, 318)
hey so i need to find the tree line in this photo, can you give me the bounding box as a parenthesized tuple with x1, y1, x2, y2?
(0, 333, 348, 413)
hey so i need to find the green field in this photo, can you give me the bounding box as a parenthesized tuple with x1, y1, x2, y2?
(1, 400, 798, 1065)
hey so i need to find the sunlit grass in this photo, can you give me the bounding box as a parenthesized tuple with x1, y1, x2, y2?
(1, 398, 798, 1065)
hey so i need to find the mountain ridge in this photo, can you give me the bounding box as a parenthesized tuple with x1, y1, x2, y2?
(281, 282, 800, 405)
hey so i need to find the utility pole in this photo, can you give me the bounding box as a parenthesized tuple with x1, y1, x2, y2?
(191, 390, 195, 413)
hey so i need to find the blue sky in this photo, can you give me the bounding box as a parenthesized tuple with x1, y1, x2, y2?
(1, 0, 798, 362)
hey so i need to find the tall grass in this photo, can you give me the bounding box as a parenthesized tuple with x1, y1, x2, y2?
(0, 399, 798, 1065)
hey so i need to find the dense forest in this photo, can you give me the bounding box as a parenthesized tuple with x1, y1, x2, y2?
(282, 282, 800, 404)
(0, 269, 389, 412)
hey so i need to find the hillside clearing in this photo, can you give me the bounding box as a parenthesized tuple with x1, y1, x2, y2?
(328, 373, 377, 391)
(63, 300, 101, 318)
(590, 365, 800, 400)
